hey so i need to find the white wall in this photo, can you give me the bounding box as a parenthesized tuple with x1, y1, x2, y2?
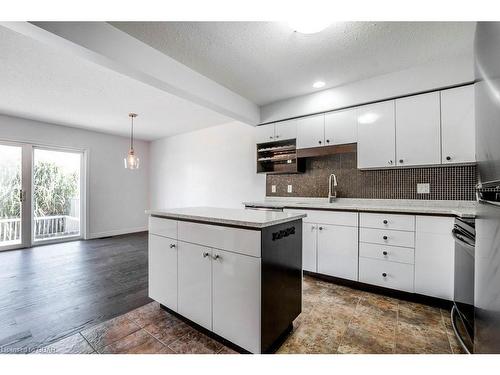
(261, 55, 474, 122)
(0, 114, 150, 238)
(150, 121, 265, 209)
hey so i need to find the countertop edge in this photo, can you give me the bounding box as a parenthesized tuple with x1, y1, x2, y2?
(146, 210, 307, 229)
(242, 201, 476, 219)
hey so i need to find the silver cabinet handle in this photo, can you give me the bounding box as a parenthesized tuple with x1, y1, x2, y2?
(212, 254, 220, 260)
(203, 252, 210, 258)
(169, 243, 176, 249)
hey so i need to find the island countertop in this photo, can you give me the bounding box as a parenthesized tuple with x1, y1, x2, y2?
(146, 206, 306, 229)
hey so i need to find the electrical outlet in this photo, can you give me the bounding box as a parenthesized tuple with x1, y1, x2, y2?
(271, 185, 276, 193)
(287, 185, 293, 193)
(417, 183, 430, 194)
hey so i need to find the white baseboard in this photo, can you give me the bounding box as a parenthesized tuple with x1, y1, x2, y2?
(87, 226, 147, 239)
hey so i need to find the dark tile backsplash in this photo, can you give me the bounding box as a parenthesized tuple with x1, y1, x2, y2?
(266, 152, 477, 200)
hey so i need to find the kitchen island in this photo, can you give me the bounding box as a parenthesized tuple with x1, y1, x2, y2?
(146, 207, 306, 354)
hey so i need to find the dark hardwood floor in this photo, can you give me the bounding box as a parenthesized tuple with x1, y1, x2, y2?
(0, 232, 151, 353)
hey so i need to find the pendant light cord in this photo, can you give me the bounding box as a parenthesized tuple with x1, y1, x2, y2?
(130, 115, 134, 150)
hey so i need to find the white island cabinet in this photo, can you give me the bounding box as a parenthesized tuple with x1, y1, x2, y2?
(147, 207, 305, 354)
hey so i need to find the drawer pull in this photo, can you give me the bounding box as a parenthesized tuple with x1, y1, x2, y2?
(382, 272, 387, 277)
(382, 251, 388, 256)
(318, 226, 324, 230)
(203, 252, 210, 258)
(169, 243, 176, 249)
(212, 254, 221, 260)
(383, 235, 388, 240)
(383, 220, 388, 224)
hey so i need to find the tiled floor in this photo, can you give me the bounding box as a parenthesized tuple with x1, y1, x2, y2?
(32, 275, 464, 354)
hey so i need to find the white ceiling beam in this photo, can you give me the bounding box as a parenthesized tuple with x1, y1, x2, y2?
(1, 21, 260, 125)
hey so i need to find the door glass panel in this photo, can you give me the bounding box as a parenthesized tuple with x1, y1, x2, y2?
(0, 144, 22, 247)
(33, 148, 82, 242)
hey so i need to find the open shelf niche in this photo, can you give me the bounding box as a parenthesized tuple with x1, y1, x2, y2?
(256, 139, 305, 174)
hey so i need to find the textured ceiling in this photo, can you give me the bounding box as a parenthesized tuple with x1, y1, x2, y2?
(111, 22, 476, 106)
(0, 26, 231, 141)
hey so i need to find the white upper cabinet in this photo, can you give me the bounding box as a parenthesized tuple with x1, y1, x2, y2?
(256, 120, 298, 144)
(275, 119, 297, 141)
(441, 85, 476, 164)
(357, 101, 396, 169)
(256, 123, 275, 144)
(395, 92, 441, 167)
(324, 108, 358, 145)
(297, 114, 325, 149)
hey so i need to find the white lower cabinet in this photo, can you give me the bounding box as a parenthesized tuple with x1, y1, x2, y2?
(149, 234, 178, 311)
(178, 242, 213, 330)
(212, 249, 261, 354)
(317, 224, 359, 281)
(415, 216, 455, 300)
(359, 257, 415, 293)
(302, 223, 318, 272)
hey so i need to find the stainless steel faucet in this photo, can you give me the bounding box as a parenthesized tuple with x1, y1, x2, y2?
(328, 173, 338, 202)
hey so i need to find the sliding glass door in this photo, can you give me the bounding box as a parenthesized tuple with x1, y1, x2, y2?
(0, 142, 84, 251)
(0, 143, 25, 250)
(33, 148, 83, 243)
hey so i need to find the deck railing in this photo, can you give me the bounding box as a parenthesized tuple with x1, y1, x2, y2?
(0, 215, 80, 243)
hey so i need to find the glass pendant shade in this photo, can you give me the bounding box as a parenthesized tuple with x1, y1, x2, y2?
(125, 113, 140, 169)
(124, 148, 140, 169)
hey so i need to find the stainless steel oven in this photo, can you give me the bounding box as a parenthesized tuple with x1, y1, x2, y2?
(451, 217, 475, 354)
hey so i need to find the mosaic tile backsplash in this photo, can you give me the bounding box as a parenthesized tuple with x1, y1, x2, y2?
(266, 152, 477, 200)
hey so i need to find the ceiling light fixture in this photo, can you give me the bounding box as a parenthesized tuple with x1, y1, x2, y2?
(313, 81, 326, 89)
(288, 20, 331, 34)
(124, 113, 140, 169)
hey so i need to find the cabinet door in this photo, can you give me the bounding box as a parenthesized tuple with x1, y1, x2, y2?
(415, 216, 454, 300)
(178, 242, 212, 330)
(357, 101, 396, 169)
(212, 249, 261, 353)
(317, 224, 359, 281)
(324, 108, 358, 145)
(441, 85, 475, 164)
(256, 123, 275, 144)
(275, 119, 297, 141)
(395, 92, 441, 166)
(148, 234, 178, 311)
(297, 114, 325, 149)
(302, 223, 318, 272)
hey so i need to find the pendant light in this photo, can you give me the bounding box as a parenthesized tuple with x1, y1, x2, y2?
(124, 113, 140, 169)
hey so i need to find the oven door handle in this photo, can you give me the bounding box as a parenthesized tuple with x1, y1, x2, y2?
(452, 229, 475, 250)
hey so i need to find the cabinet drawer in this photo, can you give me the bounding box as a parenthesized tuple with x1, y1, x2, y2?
(359, 242, 414, 264)
(178, 221, 261, 258)
(359, 257, 414, 292)
(360, 227, 415, 248)
(149, 216, 178, 239)
(360, 213, 415, 231)
(284, 209, 358, 227)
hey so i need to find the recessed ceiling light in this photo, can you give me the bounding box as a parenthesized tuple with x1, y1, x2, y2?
(313, 81, 325, 89)
(288, 21, 331, 34)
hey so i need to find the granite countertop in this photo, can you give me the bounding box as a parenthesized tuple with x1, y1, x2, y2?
(146, 207, 307, 229)
(242, 198, 477, 218)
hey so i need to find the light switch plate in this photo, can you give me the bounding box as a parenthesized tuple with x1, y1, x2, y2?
(417, 183, 430, 194)
(287, 185, 293, 193)
(271, 185, 276, 193)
